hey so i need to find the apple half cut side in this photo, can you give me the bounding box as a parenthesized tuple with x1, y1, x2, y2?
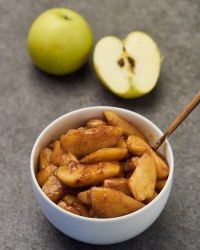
(93, 31, 162, 99)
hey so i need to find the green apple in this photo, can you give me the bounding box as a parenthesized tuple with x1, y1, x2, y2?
(93, 31, 162, 98)
(27, 8, 93, 75)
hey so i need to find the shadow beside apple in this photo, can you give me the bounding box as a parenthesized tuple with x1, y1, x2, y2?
(29, 59, 162, 115)
(30, 62, 91, 86)
(95, 75, 163, 111)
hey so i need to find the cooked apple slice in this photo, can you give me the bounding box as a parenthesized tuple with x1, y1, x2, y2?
(104, 110, 147, 141)
(60, 125, 122, 158)
(103, 178, 132, 196)
(50, 140, 78, 166)
(58, 201, 81, 215)
(50, 140, 64, 166)
(86, 118, 107, 127)
(89, 187, 144, 218)
(58, 195, 89, 217)
(128, 154, 157, 201)
(37, 164, 57, 187)
(42, 175, 66, 203)
(127, 135, 150, 156)
(77, 189, 91, 205)
(78, 187, 144, 217)
(80, 148, 128, 164)
(93, 32, 161, 99)
(39, 147, 52, 170)
(127, 135, 169, 179)
(153, 153, 169, 179)
(56, 161, 121, 187)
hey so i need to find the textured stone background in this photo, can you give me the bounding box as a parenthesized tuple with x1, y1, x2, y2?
(0, 0, 200, 249)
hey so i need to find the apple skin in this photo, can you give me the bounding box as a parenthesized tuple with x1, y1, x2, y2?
(27, 8, 93, 75)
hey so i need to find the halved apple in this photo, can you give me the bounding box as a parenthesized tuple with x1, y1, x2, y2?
(93, 31, 162, 99)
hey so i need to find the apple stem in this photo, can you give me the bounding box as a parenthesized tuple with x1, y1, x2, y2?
(63, 15, 71, 20)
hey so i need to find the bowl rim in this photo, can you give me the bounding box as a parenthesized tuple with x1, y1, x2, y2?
(30, 106, 174, 222)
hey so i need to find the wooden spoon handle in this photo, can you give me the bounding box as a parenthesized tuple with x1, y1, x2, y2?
(153, 91, 200, 151)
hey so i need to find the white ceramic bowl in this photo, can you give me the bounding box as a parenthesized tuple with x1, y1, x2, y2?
(30, 106, 174, 245)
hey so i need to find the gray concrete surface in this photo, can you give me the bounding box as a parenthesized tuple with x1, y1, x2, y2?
(0, 0, 200, 249)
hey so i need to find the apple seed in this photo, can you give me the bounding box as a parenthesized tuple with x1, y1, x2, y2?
(118, 58, 125, 67)
(127, 57, 135, 69)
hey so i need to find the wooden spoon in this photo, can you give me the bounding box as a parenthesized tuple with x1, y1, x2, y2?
(153, 91, 200, 151)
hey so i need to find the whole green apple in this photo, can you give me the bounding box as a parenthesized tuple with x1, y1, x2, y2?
(27, 8, 93, 75)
